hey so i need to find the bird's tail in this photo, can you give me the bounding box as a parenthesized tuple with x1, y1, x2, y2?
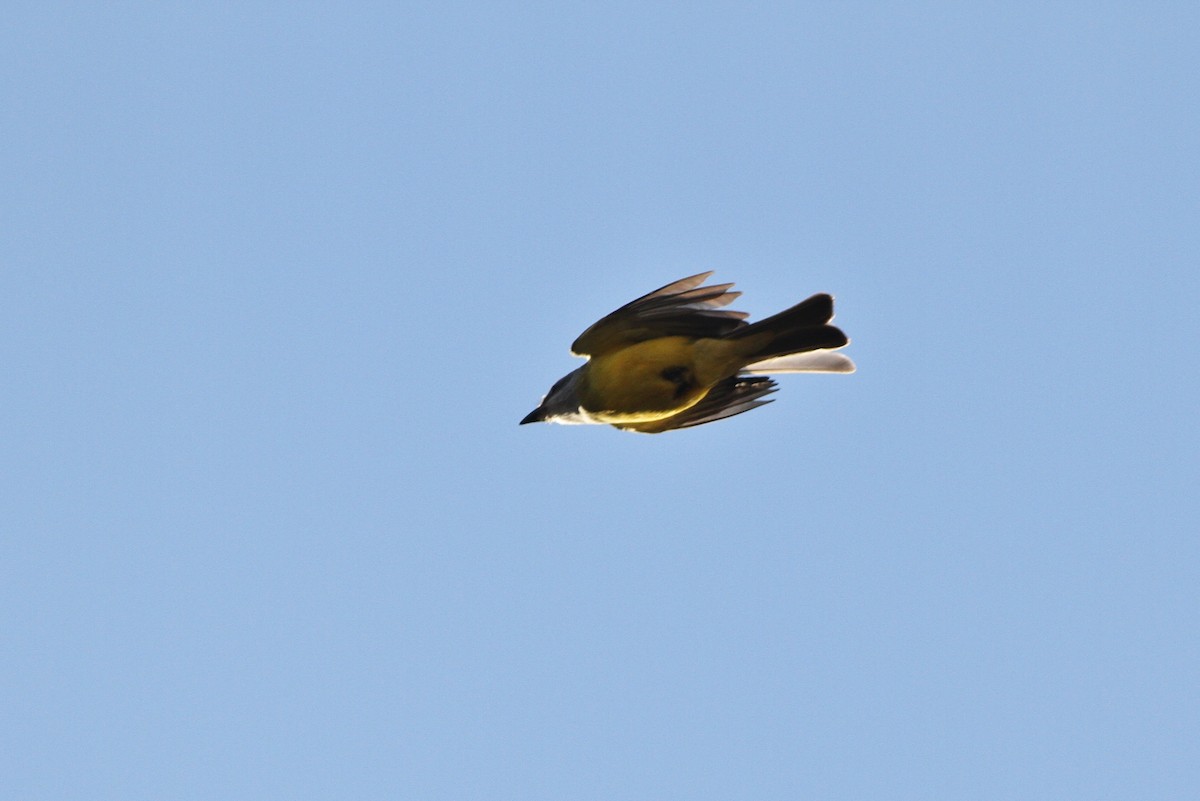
(741, 350, 856, 374)
(725, 293, 851, 370)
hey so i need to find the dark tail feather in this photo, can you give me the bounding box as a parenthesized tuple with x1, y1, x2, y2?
(726, 293, 848, 361)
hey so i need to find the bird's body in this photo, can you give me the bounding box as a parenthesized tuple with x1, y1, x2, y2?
(580, 337, 728, 422)
(521, 272, 853, 433)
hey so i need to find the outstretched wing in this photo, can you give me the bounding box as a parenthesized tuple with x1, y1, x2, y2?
(616, 376, 778, 434)
(571, 272, 749, 357)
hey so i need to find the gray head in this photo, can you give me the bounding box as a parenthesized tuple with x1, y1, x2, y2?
(520, 366, 594, 425)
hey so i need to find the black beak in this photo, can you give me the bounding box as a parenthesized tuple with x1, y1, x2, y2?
(519, 408, 544, 425)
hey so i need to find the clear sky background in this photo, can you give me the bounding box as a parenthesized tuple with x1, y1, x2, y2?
(3, 4, 1197, 800)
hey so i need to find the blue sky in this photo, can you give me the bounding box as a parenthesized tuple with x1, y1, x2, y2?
(3, 3, 1197, 799)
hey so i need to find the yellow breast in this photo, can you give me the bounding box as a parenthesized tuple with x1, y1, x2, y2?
(577, 337, 713, 423)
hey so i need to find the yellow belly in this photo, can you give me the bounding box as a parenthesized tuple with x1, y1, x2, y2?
(579, 337, 725, 423)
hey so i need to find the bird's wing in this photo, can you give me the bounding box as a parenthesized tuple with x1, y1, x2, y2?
(571, 272, 749, 357)
(616, 376, 778, 434)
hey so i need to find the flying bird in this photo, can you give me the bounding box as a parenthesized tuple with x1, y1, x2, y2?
(520, 272, 854, 433)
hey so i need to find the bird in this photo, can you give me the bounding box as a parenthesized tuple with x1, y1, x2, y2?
(520, 272, 854, 433)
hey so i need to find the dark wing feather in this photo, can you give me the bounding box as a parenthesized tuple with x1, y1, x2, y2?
(571, 272, 749, 357)
(616, 376, 778, 434)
